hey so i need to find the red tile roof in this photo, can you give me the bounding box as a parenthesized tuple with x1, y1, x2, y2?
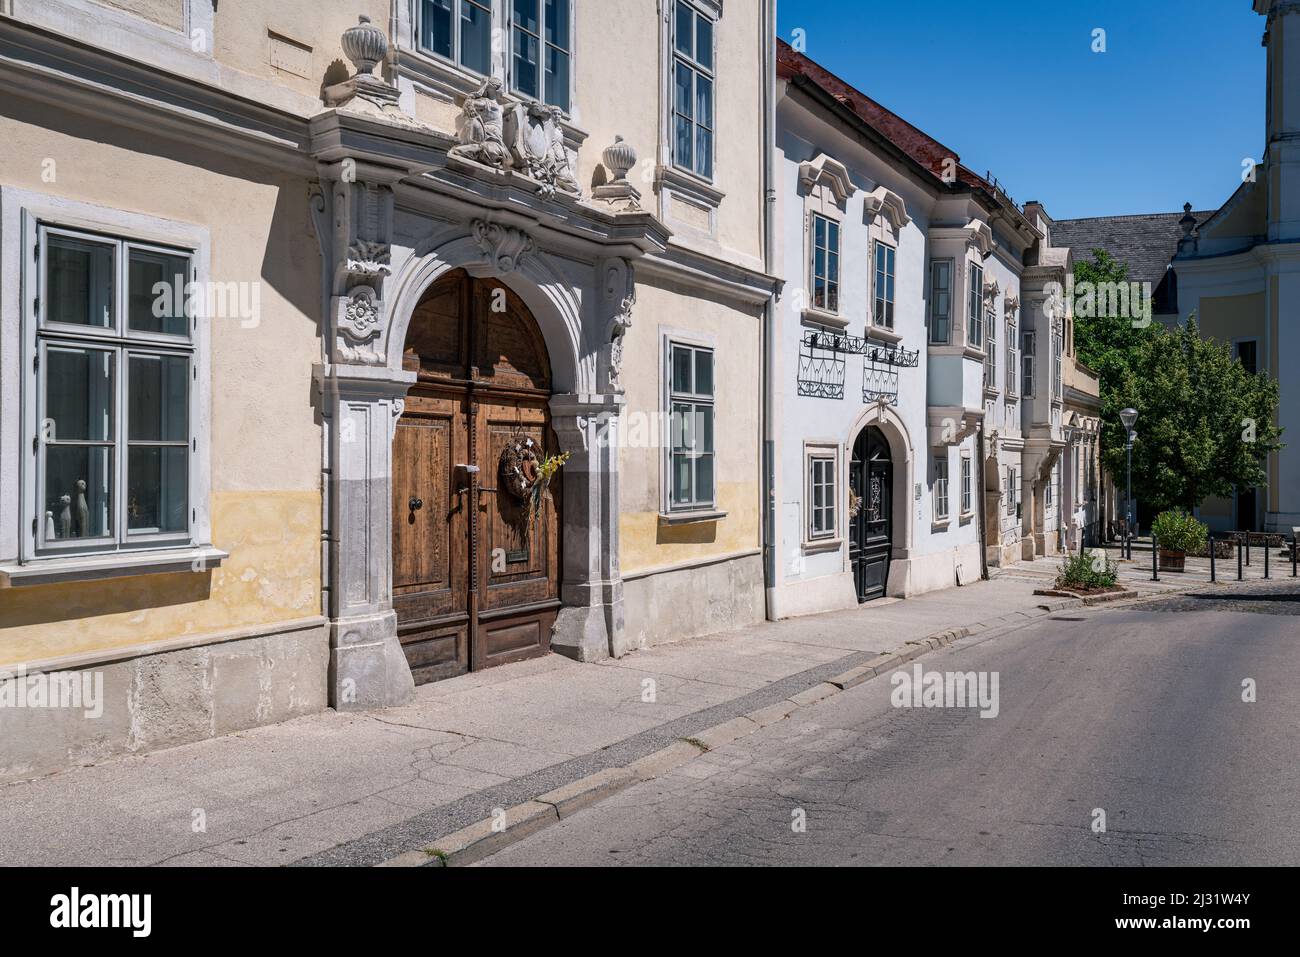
(776, 38, 997, 200)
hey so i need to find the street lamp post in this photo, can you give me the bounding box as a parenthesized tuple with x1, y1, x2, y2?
(1120, 408, 1138, 561)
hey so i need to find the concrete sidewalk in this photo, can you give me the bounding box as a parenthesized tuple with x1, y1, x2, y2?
(0, 569, 1172, 867)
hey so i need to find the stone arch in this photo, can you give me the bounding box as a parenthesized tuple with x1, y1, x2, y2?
(847, 402, 915, 559)
(385, 231, 587, 394)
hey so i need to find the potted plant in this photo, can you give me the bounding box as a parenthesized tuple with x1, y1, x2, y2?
(1151, 509, 1207, 572)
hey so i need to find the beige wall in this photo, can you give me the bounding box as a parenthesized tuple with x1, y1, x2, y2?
(1198, 291, 1265, 347)
(0, 101, 323, 665)
(215, 0, 389, 103)
(618, 278, 762, 575)
(99, 0, 184, 30)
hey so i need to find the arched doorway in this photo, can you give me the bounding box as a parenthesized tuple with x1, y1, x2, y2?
(392, 269, 562, 684)
(849, 426, 892, 602)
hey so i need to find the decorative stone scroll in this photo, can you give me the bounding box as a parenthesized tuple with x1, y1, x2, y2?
(472, 220, 536, 274)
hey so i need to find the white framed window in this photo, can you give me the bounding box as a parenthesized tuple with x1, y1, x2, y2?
(807, 453, 837, 540)
(1053, 322, 1064, 401)
(35, 226, 196, 554)
(1006, 317, 1018, 397)
(671, 0, 716, 180)
(666, 340, 715, 512)
(933, 454, 950, 522)
(1005, 466, 1018, 518)
(929, 259, 952, 344)
(0, 186, 223, 584)
(811, 214, 840, 313)
(510, 0, 573, 112)
(1047, 462, 1057, 510)
(968, 262, 984, 348)
(984, 305, 997, 391)
(1022, 330, 1035, 396)
(873, 241, 896, 329)
(419, 0, 494, 77)
(960, 454, 972, 516)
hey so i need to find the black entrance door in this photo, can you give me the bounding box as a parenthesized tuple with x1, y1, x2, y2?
(849, 426, 892, 602)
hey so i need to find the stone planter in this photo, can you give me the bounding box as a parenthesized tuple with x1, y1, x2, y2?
(1158, 548, 1187, 572)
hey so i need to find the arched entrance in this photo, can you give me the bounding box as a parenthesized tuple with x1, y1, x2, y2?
(392, 269, 562, 684)
(849, 426, 893, 602)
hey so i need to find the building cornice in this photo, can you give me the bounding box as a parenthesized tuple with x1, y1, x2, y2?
(0, 16, 313, 172)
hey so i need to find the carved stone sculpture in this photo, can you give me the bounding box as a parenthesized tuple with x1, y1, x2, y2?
(346, 239, 391, 277)
(341, 286, 381, 341)
(323, 16, 402, 113)
(594, 135, 642, 210)
(449, 83, 581, 198)
(449, 77, 512, 169)
(341, 14, 387, 74)
(599, 258, 636, 392)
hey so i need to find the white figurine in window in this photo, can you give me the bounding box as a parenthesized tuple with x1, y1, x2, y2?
(59, 494, 72, 539)
(76, 479, 89, 537)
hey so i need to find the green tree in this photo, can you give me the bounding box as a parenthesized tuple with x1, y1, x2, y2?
(1071, 249, 1158, 398)
(1103, 318, 1282, 512)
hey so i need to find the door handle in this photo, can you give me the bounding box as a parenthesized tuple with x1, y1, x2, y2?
(409, 497, 424, 511)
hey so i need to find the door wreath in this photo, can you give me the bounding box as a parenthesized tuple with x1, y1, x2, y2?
(499, 435, 569, 531)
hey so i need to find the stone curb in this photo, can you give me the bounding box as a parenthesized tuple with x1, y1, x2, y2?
(374, 588, 1187, 868)
(536, 767, 639, 819)
(400, 800, 559, 868)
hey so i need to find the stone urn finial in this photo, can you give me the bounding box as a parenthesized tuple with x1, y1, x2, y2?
(343, 15, 387, 77)
(603, 135, 637, 184)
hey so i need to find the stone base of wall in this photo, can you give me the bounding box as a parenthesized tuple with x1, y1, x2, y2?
(986, 539, 1025, 568)
(901, 541, 984, 596)
(0, 619, 328, 784)
(1033, 532, 1062, 559)
(622, 553, 765, 650)
(767, 569, 858, 619)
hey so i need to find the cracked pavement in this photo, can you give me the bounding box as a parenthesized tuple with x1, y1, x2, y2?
(482, 582, 1300, 866)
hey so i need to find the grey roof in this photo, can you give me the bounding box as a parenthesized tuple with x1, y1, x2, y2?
(1050, 211, 1215, 288)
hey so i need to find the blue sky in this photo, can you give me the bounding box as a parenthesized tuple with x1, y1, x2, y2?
(777, 0, 1264, 220)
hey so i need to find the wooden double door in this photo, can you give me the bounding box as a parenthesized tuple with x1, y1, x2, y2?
(392, 271, 561, 685)
(849, 426, 892, 602)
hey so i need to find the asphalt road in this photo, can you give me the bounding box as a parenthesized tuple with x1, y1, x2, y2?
(481, 583, 1300, 866)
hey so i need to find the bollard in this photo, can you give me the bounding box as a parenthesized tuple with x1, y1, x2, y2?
(1238, 538, 1244, 581)
(1246, 533, 1251, 567)
(1151, 534, 1159, 582)
(1265, 539, 1270, 579)
(1210, 534, 1217, 583)
(1293, 535, 1298, 578)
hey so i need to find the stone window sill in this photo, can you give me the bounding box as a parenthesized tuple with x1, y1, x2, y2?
(801, 308, 848, 330)
(802, 538, 842, 554)
(932, 519, 951, 532)
(0, 546, 228, 588)
(656, 164, 726, 209)
(868, 324, 903, 344)
(659, 509, 727, 526)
